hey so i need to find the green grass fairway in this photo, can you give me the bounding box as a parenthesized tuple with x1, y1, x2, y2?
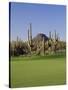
(10, 55, 66, 88)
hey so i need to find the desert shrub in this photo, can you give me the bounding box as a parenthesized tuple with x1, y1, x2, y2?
(10, 40, 30, 56)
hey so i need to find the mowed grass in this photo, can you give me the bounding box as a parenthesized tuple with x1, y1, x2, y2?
(10, 54, 66, 88)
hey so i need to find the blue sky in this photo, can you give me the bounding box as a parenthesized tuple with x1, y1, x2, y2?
(10, 2, 66, 41)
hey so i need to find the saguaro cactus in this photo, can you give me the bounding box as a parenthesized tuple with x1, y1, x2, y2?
(54, 30, 57, 53)
(55, 30, 57, 41)
(27, 23, 32, 53)
(42, 37, 45, 55)
(30, 23, 32, 45)
(49, 31, 51, 39)
(28, 29, 29, 45)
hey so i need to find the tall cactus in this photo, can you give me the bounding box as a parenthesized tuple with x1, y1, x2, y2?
(30, 23, 32, 45)
(49, 31, 51, 39)
(54, 30, 57, 53)
(27, 23, 32, 53)
(42, 37, 45, 55)
(28, 29, 30, 45)
(55, 30, 57, 41)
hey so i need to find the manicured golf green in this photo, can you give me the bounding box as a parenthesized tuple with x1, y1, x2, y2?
(10, 54, 66, 88)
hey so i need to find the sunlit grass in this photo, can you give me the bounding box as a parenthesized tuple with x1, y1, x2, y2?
(10, 54, 66, 88)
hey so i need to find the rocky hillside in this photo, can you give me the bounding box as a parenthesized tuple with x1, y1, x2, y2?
(33, 33, 49, 43)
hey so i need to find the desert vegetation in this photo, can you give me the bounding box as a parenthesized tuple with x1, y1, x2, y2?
(10, 24, 66, 56)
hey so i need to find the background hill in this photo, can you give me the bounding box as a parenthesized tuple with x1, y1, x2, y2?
(33, 33, 49, 42)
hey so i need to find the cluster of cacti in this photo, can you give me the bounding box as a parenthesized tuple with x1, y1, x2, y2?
(10, 23, 66, 56)
(27, 24, 66, 56)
